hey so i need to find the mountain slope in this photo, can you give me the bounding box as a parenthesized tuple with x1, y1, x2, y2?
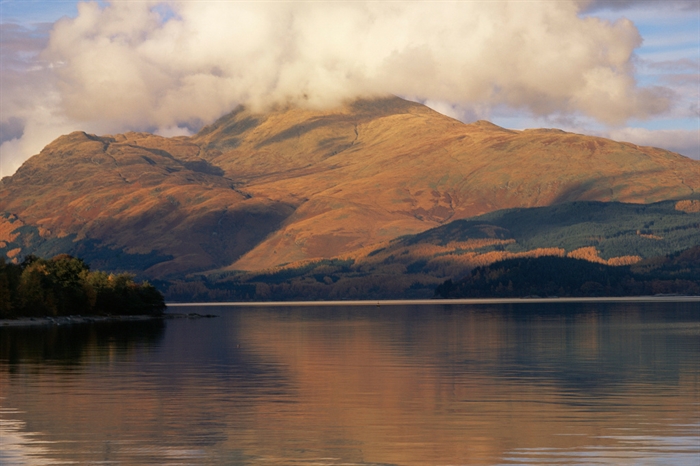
(1, 96, 699, 277)
(185, 200, 699, 301)
(189, 97, 700, 269)
(0, 131, 293, 276)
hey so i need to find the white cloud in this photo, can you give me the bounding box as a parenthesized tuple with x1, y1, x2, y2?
(0, 102, 78, 178)
(155, 125, 193, 138)
(0, 0, 682, 176)
(607, 127, 700, 160)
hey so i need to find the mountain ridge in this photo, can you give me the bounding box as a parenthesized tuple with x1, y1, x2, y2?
(1, 96, 699, 280)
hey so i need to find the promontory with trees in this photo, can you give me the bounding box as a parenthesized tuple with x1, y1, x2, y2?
(0, 254, 165, 319)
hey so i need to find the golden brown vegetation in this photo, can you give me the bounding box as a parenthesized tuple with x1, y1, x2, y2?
(567, 246, 641, 266)
(675, 199, 700, 213)
(2, 97, 699, 279)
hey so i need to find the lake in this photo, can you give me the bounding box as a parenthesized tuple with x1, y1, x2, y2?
(1, 300, 698, 465)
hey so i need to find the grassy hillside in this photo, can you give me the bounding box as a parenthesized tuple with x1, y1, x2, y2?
(160, 200, 700, 301)
(3, 97, 699, 277)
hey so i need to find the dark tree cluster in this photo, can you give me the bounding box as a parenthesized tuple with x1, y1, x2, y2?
(435, 248, 700, 299)
(0, 254, 165, 319)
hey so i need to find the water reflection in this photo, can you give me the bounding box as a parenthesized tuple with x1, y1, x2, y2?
(0, 301, 698, 465)
(0, 408, 59, 466)
(0, 319, 166, 367)
(224, 302, 699, 465)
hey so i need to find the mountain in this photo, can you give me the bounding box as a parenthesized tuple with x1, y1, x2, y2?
(1, 96, 699, 286)
(191, 200, 700, 301)
(191, 97, 700, 270)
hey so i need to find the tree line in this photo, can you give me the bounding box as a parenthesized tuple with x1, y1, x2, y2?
(434, 247, 700, 299)
(0, 254, 165, 318)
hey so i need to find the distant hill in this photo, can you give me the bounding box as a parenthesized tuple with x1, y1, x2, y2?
(1, 96, 699, 298)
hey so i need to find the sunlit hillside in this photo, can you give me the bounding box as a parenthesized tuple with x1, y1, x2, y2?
(1, 97, 699, 297)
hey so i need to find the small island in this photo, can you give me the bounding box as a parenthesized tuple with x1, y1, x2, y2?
(0, 254, 165, 320)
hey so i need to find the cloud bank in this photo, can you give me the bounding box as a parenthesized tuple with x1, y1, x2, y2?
(0, 0, 679, 176)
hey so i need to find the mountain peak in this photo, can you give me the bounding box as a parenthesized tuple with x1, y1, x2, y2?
(2, 96, 699, 275)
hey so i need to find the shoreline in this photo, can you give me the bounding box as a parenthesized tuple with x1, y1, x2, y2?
(3, 296, 697, 326)
(166, 295, 700, 307)
(0, 313, 217, 327)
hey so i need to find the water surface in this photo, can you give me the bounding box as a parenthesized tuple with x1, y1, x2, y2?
(1, 301, 698, 465)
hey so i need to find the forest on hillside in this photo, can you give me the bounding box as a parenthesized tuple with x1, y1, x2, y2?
(158, 245, 700, 302)
(434, 246, 700, 299)
(6, 247, 694, 306)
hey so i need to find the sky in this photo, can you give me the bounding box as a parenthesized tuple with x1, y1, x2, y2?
(1, 0, 698, 177)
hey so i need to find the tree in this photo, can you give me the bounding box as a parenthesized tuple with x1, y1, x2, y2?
(1, 254, 165, 317)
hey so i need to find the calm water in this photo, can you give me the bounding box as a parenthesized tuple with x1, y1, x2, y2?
(1, 301, 698, 465)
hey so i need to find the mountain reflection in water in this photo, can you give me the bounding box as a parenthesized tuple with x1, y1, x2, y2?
(0, 301, 698, 465)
